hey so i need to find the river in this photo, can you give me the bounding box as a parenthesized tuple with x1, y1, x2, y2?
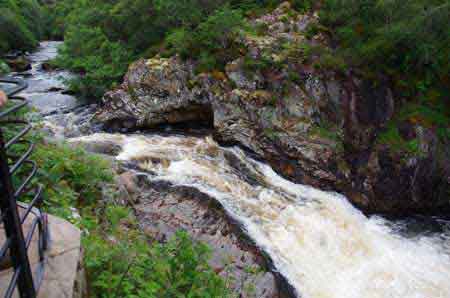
(7, 41, 450, 298)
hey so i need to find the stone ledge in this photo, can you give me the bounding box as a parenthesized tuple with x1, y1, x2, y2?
(0, 213, 83, 298)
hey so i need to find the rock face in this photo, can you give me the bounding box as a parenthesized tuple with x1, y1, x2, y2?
(115, 171, 289, 298)
(96, 57, 213, 130)
(95, 3, 449, 216)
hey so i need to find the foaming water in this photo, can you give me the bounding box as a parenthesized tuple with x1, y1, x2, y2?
(72, 133, 450, 298)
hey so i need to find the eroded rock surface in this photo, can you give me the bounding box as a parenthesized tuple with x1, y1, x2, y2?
(96, 57, 213, 130)
(116, 171, 290, 298)
(94, 3, 449, 215)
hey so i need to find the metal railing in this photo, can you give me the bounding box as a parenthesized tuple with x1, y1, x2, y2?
(0, 77, 49, 298)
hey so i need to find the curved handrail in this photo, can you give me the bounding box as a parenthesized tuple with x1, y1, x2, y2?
(0, 76, 48, 298)
(0, 77, 28, 97)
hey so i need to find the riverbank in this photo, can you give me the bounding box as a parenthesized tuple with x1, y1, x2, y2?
(2, 41, 286, 298)
(3, 40, 450, 298)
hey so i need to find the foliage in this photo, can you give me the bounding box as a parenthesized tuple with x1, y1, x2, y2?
(0, 0, 47, 54)
(2, 111, 113, 224)
(377, 125, 422, 158)
(55, 26, 133, 98)
(242, 55, 274, 73)
(32, 142, 231, 297)
(318, 0, 449, 140)
(290, 0, 314, 12)
(31, 141, 114, 223)
(41, 0, 77, 39)
(166, 5, 246, 72)
(31, 142, 232, 297)
(310, 121, 344, 152)
(0, 59, 11, 75)
(154, 0, 226, 28)
(49, 0, 266, 98)
(85, 224, 232, 298)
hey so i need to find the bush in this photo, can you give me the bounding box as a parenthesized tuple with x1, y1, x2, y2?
(290, 0, 314, 12)
(55, 26, 133, 98)
(196, 6, 245, 52)
(317, 0, 449, 142)
(0, 60, 11, 75)
(320, 0, 449, 96)
(166, 5, 246, 71)
(50, 0, 263, 98)
(31, 141, 231, 297)
(85, 226, 231, 298)
(0, 0, 47, 54)
(31, 142, 113, 222)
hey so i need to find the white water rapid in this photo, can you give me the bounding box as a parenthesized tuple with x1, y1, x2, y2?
(72, 133, 450, 298)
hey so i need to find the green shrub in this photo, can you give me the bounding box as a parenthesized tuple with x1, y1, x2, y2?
(0, 60, 11, 75)
(320, 0, 449, 99)
(55, 26, 133, 98)
(196, 6, 245, 52)
(288, 71, 302, 85)
(154, 0, 223, 28)
(243, 55, 274, 73)
(291, 0, 314, 12)
(316, 0, 449, 144)
(166, 5, 246, 71)
(30, 141, 231, 297)
(165, 28, 194, 58)
(377, 125, 422, 158)
(31, 142, 113, 222)
(49, 0, 264, 98)
(0, 0, 47, 54)
(85, 226, 231, 298)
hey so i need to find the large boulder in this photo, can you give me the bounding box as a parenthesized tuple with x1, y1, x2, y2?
(95, 57, 213, 130)
(5, 56, 32, 72)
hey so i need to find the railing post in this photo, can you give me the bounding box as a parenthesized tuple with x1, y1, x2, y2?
(0, 77, 47, 298)
(0, 130, 36, 298)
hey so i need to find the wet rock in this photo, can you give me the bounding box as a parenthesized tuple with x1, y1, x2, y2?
(61, 89, 77, 95)
(69, 134, 124, 155)
(116, 171, 139, 194)
(41, 61, 59, 71)
(17, 72, 33, 78)
(5, 56, 32, 72)
(128, 178, 288, 298)
(46, 86, 64, 92)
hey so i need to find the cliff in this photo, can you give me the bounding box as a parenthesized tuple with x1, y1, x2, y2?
(94, 3, 449, 216)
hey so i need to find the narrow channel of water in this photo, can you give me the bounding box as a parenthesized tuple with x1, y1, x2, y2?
(14, 41, 81, 114)
(6, 42, 450, 298)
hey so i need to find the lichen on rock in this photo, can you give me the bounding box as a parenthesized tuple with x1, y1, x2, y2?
(94, 3, 449, 216)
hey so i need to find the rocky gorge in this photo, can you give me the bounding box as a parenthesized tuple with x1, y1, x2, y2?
(94, 3, 449, 216)
(3, 37, 449, 298)
(2, 2, 449, 298)
(5, 41, 288, 298)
